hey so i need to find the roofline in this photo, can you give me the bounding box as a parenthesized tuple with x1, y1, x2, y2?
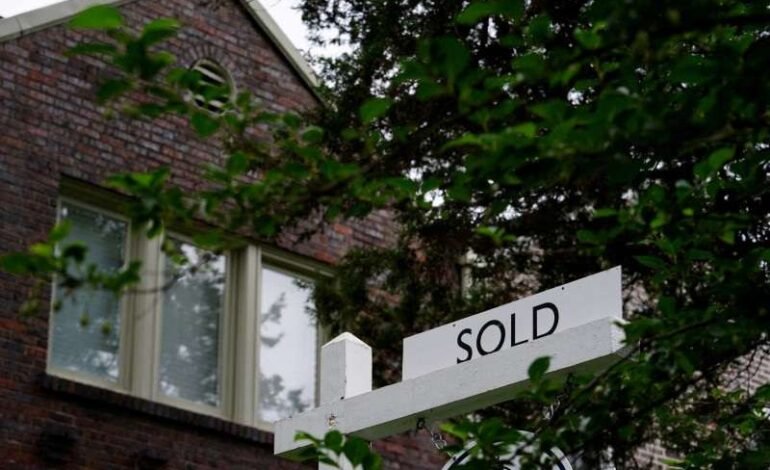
(0, 0, 320, 96)
(243, 0, 319, 90)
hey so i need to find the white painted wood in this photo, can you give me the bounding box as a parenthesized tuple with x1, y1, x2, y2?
(321, 333, 373, 405)
(275, 316, 626, 458)
(129, 230, 162, 400)
(402, 266, 622, 380)
(232, 246, 259, 424)
(245, 0, 320, 89)
(316, 333, 371, 470)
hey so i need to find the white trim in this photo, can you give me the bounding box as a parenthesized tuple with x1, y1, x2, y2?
(0, 0, 133, 41)
(243, 0, 319, 89)
(46, 196, 329, 432)
(128, 225, 162, 400)
(0, 0, 319, 97)
(154, 234, 231, 415)
(47, 197, 133, 391)
(253, 246, 270, 430)
(275, 317, 628, 457)
(233, 245, 260, 425)
(47, 367, 127, 393)
(254, 259, 323, 431)
(261, 245, 334, 279)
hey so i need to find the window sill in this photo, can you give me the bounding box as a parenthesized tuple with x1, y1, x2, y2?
(39, 373, 275, 446)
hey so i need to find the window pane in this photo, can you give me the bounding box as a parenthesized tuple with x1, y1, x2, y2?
(50, 202, 126, 382)
(158, 242, 225, 408)
(258, 266, 317, 423)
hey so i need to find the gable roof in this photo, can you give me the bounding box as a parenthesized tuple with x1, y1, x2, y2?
(0, 0, 319, 91)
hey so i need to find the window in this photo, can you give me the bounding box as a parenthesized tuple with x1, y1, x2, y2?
(258, 265, 317, 423)
(190, 59, 234, 114)
(158, 240, 226, 408)
(49, 201, 129, 385)
(48, 198, 326, 428)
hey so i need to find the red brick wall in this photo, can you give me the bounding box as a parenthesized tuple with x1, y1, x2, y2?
(0, 0, 438, 468)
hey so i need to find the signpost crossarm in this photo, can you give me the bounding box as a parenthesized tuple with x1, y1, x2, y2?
(275, 317, 626, 459)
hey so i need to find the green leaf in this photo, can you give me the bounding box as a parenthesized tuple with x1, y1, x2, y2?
(100, 321, 114, 337)
(62, 244, 87, 264)
(658, 296, 675, 316)
(359, 97, 392, 124)
(30, 243, 53, 258)
(673, 351, 695, 376)
(448, 178, 472, 202)
(191, 112, 221, 137)
(321, 161, 359, 180)
(457, 2, 498, 24)
(509, 122, 537, 138)
(343, 437, 371, 465)
(530, 100, 567, 123)
(0, 253, 36, 275)
(457, 0, 525, 25)
(96, 78, 132, 103)
(302, 126, 324, 144)
(686, 249, 713, 261)
(593, 208, 617, 218)
(635, 255, 667, 270)
(670, 56, 711, 85)
(429, 37, 470, 83)
(720, 229, 735, 245)
(49, 221, 72, 242)
(574, 29, 601, 50)
(67, 42, 118, 57)
(512, 53, 546, 79)
(526, 14, 553, 42)
(141, 18, 182, 45)
(528, 356, 551, 382)
(281, 113, 302, 130)
(69, 5, 124, 30)
(576, 229, 600, 244)
(191, 232, 225, 250)
(694, 147, 735, 179)
(323, 430, 344, 453)
(225, 152, 249, 175)
(363, 453, 383, 470)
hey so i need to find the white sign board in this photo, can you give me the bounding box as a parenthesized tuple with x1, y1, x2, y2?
(402, 267, 622, 380)
(275, 317, 626, 457)
(275, 267, 626, 460)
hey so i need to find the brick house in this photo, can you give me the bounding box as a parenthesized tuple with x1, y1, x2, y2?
(0, 0, 445, 468)
(4, 2, 766, 470)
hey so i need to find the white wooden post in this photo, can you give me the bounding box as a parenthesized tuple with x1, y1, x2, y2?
(276, 317, 626, 458)
(321, 333, 373, 404)
(275, 268, 626, 466)
(318, 333, 373, 470)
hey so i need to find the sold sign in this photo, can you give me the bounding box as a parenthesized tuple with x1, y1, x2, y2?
(402, 267, 622, 380)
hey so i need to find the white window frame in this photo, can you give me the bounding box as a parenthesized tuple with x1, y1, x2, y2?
(150, 233, 233, 418)
(253, 251, 324, 430)
(47, 198, 134, 393)
(47, 196, 331, 430)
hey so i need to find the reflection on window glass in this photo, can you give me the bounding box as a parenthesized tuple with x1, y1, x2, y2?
(51, 202, 126, 382)
(159, 241, 225, 408)
(258, 266, 317, 423)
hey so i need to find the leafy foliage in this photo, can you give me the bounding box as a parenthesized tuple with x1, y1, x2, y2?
(296, 431, 383, 469)
(298, 0, 770, 466)
(1, 1, 770, 468)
